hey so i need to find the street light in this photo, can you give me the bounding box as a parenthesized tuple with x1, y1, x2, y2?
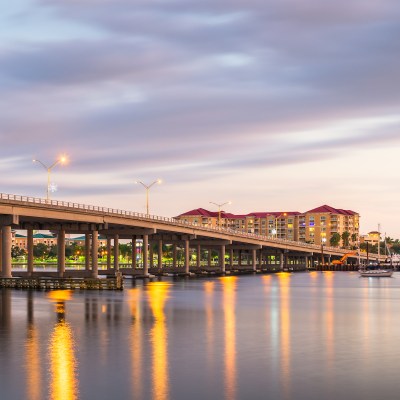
(135, 179, 162, 215)
(209, 201, 232, 228)
(33, 155, 68, 201)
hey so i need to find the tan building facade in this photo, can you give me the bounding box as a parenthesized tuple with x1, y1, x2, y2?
(177, 204, 360, 247)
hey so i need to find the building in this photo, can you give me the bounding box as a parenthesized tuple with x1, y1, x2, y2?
(176, 204, 360, 246)
(360, 231, 380, 246)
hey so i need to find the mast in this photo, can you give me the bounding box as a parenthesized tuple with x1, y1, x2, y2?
(378, 223, 381, 263)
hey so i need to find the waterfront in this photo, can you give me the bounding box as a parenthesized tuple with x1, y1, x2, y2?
(1, 272, 400, 400)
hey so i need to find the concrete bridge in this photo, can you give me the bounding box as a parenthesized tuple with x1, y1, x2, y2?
(0, 193, 379, 279)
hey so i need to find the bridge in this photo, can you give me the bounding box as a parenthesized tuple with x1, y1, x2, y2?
(0, 193, 379, 280)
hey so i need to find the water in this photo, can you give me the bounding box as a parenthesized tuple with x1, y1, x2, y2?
(1, 272, 400, 400)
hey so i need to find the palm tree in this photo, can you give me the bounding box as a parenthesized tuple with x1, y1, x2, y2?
(330, 233, 341, 247)
(341, 231, 350, 248)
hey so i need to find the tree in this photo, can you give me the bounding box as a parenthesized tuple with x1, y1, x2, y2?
(330, 233, 341, 247)
(351, 233, 358, 243)
(341, 231, 350, 248)
(33, 243, 48, 259)
(11, 245, 26, 259)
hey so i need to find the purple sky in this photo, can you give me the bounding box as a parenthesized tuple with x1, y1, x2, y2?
(1, 0, 400, 237)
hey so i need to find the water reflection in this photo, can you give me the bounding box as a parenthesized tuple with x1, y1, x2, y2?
(277, 273, 291, 400)
(324, 272, 335, 367)
(47, 291, 79, 400)
(26, 292, 41, 400)
(148, 282, 171, 400)
(128, 288, 143, 400)
(220, 276, 237, 400)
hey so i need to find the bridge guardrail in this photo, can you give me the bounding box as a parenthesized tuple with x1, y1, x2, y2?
(0, 192, 360, 255)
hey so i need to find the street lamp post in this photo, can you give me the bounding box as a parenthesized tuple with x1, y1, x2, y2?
(135, 179, 162, 215)
(209, 201, 232, 228)
(33, 156, 67, 201)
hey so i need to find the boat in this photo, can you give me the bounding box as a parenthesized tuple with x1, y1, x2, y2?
(359, 264, 393, 277)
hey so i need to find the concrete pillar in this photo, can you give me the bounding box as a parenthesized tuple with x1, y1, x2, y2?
(132, 235, 137, 269)
(1, 226, 12, 278)
(114, 234, 119, 272)
(184, 239, 190, 274)
(57, 229, 65, 278)
(107, 237, 111, 270)
(197, 245, 201, 269)
(280, 252, 284, 272)
(149, 244, 154, 269)
(208, 248, 212, 267)
(252, 249, 257, 272)
(173, 244, 177, 268)
(238, 250, 242, 267)
(0, 227, 2, 273)
(158, 239, 163, 269)
(220, 245, 226, 273)
(85, 233, 91, 272)
(27, 228, 34, 277)
(143, 234, 149, 276)
(305, 256, 309, 269)
(92, 231, 98, 278)
(230, 249, 234, 269)
(258, 250, 263, 270)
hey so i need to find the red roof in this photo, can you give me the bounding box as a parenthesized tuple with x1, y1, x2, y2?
(305, 205, 357, 215)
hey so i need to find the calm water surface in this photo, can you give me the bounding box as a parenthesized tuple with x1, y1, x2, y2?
(1, 272, 400, 400)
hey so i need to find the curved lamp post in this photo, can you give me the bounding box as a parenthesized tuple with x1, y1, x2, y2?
(135, 179, 162, 215)
(209, 201, 232, 228)
(33, 156, 67, 201)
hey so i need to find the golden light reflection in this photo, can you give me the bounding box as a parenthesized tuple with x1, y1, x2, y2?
(277, 273, 291, 399)
(148, 282, 171, 400)
(47, 291, 78, 400)
(26, 325, 41, 400)
(220, 276, 237, 400)
(128, 288, 143, 399)
(204, 281, 215, 369)
(324, 272, 335, 366)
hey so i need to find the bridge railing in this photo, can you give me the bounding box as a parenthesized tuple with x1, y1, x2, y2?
(0, 192, 353, 254)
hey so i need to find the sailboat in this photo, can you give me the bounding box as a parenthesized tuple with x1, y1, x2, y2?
(359, 227, 393, 277)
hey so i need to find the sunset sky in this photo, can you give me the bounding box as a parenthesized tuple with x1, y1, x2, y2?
(1, 0, 400, 236)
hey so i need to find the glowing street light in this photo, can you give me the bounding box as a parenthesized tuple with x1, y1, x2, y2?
(135, 179, 162, 215)
(33, 155, 68, 201)
(209, 201, 232, 228)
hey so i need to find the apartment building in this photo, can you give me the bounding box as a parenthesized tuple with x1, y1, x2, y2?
(176, 204, 359, 246)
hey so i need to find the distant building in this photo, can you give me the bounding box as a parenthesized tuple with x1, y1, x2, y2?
(360, 231, 380, 246)
(176, 204, 360, 246)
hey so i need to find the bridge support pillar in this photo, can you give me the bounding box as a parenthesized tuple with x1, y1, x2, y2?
(305, 256, 309, 269)
(0, 227, 2, 273)
(230, 249, 234, 269)
(238, 250, 242, 267)
(132, 236, 137, 269)
(143, 234, 149, 276)
(92, 230, 98, 278)
(85, 233, 91, 272)
(184, 239, 190, 274)
(57, 229, 65, 278)
(220, 245, 226, 273)
(172, 244, 177, 268)
(258, 250, 263, 270)
(158, 239, 163, 269)
(208, 248, 212, 268)
(27, 228, 34, 277)
(280, 252, 284, 272)
(252, 249, 257, 272)
(114, 234, 119, 272)
(197, 245, 201, 269)
(149, 244, 154, 269)
(1, 226, 12, 278)
(107, 237, 111, 270)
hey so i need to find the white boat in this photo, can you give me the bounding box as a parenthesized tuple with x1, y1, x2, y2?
(359, 269, 393, 277)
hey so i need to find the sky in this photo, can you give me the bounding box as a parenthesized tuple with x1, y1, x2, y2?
(1, 0, 400, 237)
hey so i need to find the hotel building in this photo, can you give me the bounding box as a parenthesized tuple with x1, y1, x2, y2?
(176, 204, 359, 246)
